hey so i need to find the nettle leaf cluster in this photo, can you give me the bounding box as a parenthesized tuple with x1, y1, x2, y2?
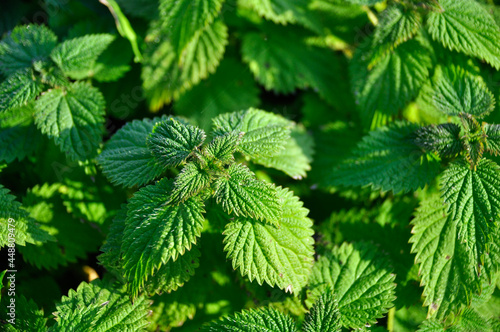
(0, 25, 124, 163)
(98, 108, 316, 298)
(2, 0, 500, 331)
(350, 0, 500, 128)
(335, 30, 500, 332)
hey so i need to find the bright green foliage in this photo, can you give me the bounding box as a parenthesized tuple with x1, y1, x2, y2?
(212, 108, 291, 159)
(143, 247, 201, 295)
(159, 0, 224, 53)
(308, 242, 396, 329)
(19, 183, 102, 269)
(34, 82, 105, 161)
(0, 69, 42, 112)
(302, 291, 342, 332)
(0, 25, 57, 76)
(147, 118, 206, 168)
(239, 0, 307, 25)
(0, 104, 42, 163)
(5, 0, 500, 330)
(409, 194, 498, 319)
(414, 123, 462, 158)
(427, 0, 500, 69)
(204, 291, 342, 331)
(50, 278, 149, 331)
(432, 66, 495, 118)
(1, 295, 47, 331)
(351, 38, 432, 126)
(215, 164, 282, 224)
(169, 162, 212, 204)
(98, 205, 127, 275)
(223, 187, 314, 294)
(50, 34, 115, 80)
(441, 159, 500, 265)
(59, 176, 122, 225)
(0, 185, 53, 247)
(97, 108, 306, 300)
(142, 20, 228, 110)
(121, 178, 205, 297)
(371, 5, 421, 59)
(97, 117, 166, 188)
(484, 124, 500, 155)
(204, 307, 297, 332)
(333, 121, 440, 193)
(204, 131, 243, 162)
(252, 125, 314, 179)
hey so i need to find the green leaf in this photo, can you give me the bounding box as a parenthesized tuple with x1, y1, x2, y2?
(302, 291, 342, 332)
(121, 178, 205, 297)
(0, 270, 5, 298)
(214, 164, 282, 225)
(431, 65, 495, 118)
(484, 124, 500, 156)
(0, 104, 43, 163)
(413, 123, 462, 158)
(147, 118, 206, 168)
(351, 37, 432, 127)
(174, 59, 260, 132)
(251, 124, 314, 179)
(98, 204, 127, 275)
(19, 183, 102, 269)
(440, 159, 500, 265)
(0, 25, 57, 76)
(144, 246, 201, 295)
(308, 242, 396, 329)
(1, 295, 47, 331)
(417, 319, 446, 332)
(97, 117, 166, 188)
(203, 307, 297, 332)
(371, 5, 421, 59)
(241, 23, 352, 109)
(427, 0, 500, 69)
(50, 34, 115, 79)
(34, 82, 105, 161)
(50, 278, 149, 331)
(142, 20, 228, 110)
(159, 0, 224, 53)
(409, 193, 491, 319)
(212, 108, 291, 159)
(333, 121, 441, 194)
(59, 176, 122, 225)
(223, 186, 314, 294)
(0, 69, 42, 112)
(0, 185, 53, 247)
(454, 308, 495, 332)
(239, 0, 308, 25)
(204, 131, 243, 162)
(169, 162, 212, 205)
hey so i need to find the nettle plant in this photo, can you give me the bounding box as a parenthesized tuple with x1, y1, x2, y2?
(0, 24, 125, 163)
(96, 109, 397, 331)
(333, 64, 500, 328)
(2, 0, 500, 330)
(97, 108, 316, 298)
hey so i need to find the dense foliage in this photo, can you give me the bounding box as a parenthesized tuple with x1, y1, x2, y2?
(1, 0, 500, 331)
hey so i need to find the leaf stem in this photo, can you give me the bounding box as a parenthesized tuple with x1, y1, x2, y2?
(362, 5, 379, 26)
(387, 306, 395, 332)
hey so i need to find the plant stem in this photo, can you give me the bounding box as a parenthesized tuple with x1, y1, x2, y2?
(387, 307, 396, 332)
